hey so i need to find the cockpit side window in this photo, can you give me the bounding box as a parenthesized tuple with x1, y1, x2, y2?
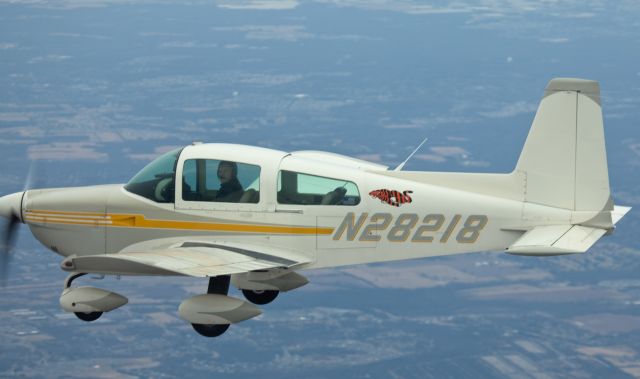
(182, 159, 260, 203)
(124, 147, 183, 203)
(277, 170, 360, 206)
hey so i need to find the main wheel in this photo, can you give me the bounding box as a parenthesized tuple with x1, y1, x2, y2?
(242, 289, 279, 305)
(192, 323, 230, 338)
(74, 311, 103, 322)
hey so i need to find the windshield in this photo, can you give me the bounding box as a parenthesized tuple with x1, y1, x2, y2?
(124, 147, 183, 203)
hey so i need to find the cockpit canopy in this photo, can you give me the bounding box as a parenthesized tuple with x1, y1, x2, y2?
(124, 144, 363, 206)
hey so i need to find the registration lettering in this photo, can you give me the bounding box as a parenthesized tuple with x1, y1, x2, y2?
(332, 212, 488, 244)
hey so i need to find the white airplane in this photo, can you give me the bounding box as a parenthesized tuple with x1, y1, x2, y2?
(0, 78, 631, 337)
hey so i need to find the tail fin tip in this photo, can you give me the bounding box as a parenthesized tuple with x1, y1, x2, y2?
(544, 77, 600, 105)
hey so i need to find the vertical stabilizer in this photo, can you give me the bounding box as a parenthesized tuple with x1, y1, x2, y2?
(514, 78, 610, 212)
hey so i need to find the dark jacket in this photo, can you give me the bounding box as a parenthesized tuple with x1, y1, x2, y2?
(215, 178, 243, 202)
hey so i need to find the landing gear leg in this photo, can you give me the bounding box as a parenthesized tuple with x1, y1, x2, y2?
(191, 275, 231, 338)
(64, 272, 86, 289)
(64, 272, 104, 322)
(207, 275, 230, 295)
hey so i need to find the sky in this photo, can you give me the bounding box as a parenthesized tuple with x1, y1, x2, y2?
(0, 1, 639, 378)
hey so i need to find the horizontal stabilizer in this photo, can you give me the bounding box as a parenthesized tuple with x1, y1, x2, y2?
(612, 205, 632, 225)
(506, 225, 607, 256)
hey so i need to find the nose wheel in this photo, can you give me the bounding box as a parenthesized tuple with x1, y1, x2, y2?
(64, 273, 104, 322)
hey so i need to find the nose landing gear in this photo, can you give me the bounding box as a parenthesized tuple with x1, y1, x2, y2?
(74, 311, 103, 322)
(60, 273, 127, 322)
(65, 273, 102, 322)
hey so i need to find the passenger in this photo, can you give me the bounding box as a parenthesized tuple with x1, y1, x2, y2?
(215, 160, 243, 202)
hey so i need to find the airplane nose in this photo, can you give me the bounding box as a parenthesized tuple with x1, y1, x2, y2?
(0, 192, 24, 222)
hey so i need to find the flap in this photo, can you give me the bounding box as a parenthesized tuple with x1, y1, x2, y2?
(61, 242, 310, 277)
(506, 224, 607, 256)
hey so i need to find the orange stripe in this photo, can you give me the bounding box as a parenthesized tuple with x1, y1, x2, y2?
(109, 214, 332, 234)
(25, 210, 334, 235)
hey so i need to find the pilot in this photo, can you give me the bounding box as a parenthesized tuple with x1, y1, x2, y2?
(215, 160, 243, 202)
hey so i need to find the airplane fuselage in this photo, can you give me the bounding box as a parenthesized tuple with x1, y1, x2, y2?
(23, 168, 571, 272)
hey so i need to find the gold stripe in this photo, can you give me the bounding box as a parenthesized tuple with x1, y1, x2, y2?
(25, 210, 334, 235)
(109, 214, 331, 234)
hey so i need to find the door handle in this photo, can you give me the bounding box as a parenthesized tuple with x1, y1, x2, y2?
(275, 209, 303, 214)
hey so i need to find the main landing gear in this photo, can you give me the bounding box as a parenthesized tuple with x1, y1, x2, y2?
(191, 276, 232, 338)
(242, 289, 279, 305)
(60, 272, 278, 337)
(179, 277, 272, 338)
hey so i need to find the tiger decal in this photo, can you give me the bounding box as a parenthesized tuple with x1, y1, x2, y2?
(368, 189, 413, 207)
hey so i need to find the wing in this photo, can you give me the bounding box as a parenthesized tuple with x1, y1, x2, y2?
(60, 239, 311, 277)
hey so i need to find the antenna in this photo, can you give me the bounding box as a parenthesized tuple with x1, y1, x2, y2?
(394, 137, 428, 171)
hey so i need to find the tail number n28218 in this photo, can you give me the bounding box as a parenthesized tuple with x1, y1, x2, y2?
(332, 213, 488, 244)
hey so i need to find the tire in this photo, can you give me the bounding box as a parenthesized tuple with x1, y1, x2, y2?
(192, 323, 230, 338)
(242, 289, 279, 305)
(74, 311, 103, 322)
